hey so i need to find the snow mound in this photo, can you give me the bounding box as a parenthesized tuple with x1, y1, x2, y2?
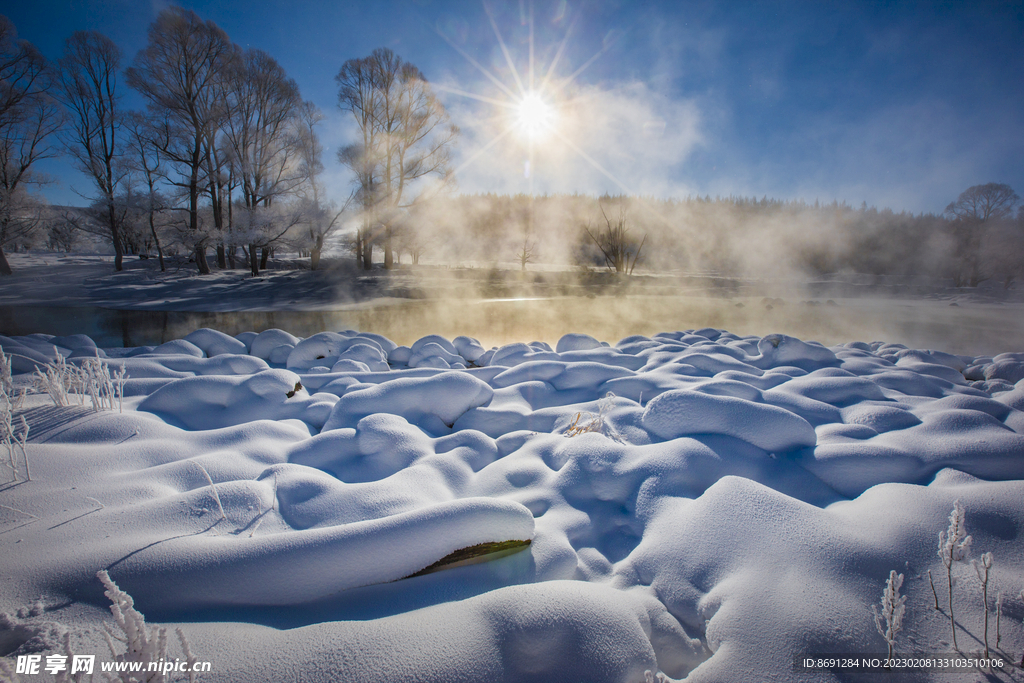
(4, 326, 1024, 683)
(249, 328, 300, 360)
(111, 497, 535, 609)
(322, 371, 494, 431)
(139, 368, 336, 430)
(642, 388, 817, 452)
(184, 328, 249, 357)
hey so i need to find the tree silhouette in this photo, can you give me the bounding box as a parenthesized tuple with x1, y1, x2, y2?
(336, 48, 457, 270)
(126, 7, 238, 275)
(582, 200, 646, 275)
(944, 183, 1019, 286)
(0, 16, 61, 275)
(56, 31, 127, 271)
(223, 48, 303, 275)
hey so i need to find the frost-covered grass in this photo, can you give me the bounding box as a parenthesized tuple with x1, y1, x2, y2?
(1, 325, 1024, 681)
(97, 570, 199, 683)
(31, 354, 127, 412)
(0, 383, 29, 484)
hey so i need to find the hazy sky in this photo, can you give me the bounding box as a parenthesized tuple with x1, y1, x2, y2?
(3, 0, 1023, 214)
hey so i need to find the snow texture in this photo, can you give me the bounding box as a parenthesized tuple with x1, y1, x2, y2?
(2, 327, 1024, 682)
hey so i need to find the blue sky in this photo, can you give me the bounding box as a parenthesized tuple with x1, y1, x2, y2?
(3, 0, 1023, 214)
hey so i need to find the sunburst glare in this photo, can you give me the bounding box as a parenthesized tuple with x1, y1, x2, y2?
(435, 1, 630, 194)
(516, 91, 554, 140)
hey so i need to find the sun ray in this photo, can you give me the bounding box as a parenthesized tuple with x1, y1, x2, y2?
(539, 9, 580, 92)
(431, 83, 517, 110)
(483, 1, 527, 97)
(547, 124, 634, 195)
(435, 2, 630, 197)
(466, 111, 522, 130)
(554, 41, 614, 94)
(433, 23, 520, 101)
(549, 12, 648, 95)
(528, 1, 535, 92)
(450, 125, 518, 178)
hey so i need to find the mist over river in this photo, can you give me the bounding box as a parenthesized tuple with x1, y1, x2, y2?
(3, 293, 1023, 356)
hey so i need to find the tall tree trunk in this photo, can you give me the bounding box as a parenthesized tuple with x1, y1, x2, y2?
(311, 234, 323, 271)
(260, 246, 270, 270)
(107, 200, 124, 272)
(249, 243, 259, 276)
(189, 173, 209, 274)
(148, 207, 165, 272)
(0, 245, 12, 276)
(194, 244, 211, 275)
(206, 145, 225, 269)
(112, 235, 124, 272)
(383, 226, 394, 269)
(362, 239, 373, 270)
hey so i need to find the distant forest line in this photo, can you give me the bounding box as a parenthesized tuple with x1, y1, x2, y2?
(393, 188, 1024, 288)
(22, 187, 1022, 291)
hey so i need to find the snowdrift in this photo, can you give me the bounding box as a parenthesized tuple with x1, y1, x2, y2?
(2, 327, 1023, 682)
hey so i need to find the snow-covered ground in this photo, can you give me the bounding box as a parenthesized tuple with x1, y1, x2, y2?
(2, 321, 1024, 682)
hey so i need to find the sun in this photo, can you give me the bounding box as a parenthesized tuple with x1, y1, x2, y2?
(516, 91, 554, 140)
(434, 1, 631, 193)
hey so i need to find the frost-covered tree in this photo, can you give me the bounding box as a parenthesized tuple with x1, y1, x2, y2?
(336, 57, 380, 270)
(581, 199, 646, 275)
(0, 15, 61, 275)
(336, 47, 458, 270)
(56, 30, 128, 271)
(126, 7, 238, 275)
(222, 48, 304, 275)
(124, 110, 170, 270)
(294, 101, 347, 271)
(45, 208, 79, 252)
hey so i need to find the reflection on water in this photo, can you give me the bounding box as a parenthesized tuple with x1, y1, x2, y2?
(1, 296, 1023, 356)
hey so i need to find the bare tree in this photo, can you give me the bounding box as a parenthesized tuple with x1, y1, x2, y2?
(124, 111, 169, 270)
(0, 15, 61, 275)
(295, 100, 346, 270)
(945, 183, 1020, 286)
(946, 183, 1020, 223)
(223, 49, 303, 275)
(55, 30, 127, 271)
(336, 47, 458, 270)
(45, 209, 78, 252)
(126, 7, 238, 275)
(336, 55, 382, 270)
(583, 200, 646, 275)
(517, 235, 535, 272)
